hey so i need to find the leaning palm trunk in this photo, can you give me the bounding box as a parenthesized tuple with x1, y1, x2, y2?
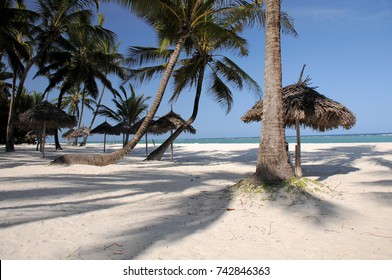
(145, 66, 205, 161)
(251, 0, 294, 184)
(81, 84, 107, 146)
(52, 36, 187, 165)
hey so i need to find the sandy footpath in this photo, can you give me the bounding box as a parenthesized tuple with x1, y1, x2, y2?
(0, 142, 391, 259)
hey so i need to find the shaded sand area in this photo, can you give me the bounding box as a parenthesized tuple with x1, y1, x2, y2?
(0, 142, 391, 259)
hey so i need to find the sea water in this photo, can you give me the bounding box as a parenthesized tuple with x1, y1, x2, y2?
(101, 133, 392, 145)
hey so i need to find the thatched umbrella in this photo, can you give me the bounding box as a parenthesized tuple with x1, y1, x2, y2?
(241, 83, 356, 130)
(67, 126, 90, 146)
(90, 121, 118, 152)
(112, 121, 132, 135)
(241, 73, 356, 176)
(148, 110, 196, 159)
(62, 128, 75, 145)
(17, 101, 77, 158)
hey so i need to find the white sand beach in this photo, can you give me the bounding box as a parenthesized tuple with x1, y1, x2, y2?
(0, 142, 391, 260)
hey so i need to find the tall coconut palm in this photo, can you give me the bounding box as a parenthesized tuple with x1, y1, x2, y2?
(5, 0, 99, 152)
(53, 0, 247, 165)
(1, 0, 37, 150)
(136, 24, 261, 160)
(80, 15, 126, 146)
(251, 0, 294, 184)
(98, 83, 150, 146)
(36, 14, 121, 149)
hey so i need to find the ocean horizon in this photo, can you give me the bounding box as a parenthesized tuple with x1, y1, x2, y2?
(92, 132, 392, 145)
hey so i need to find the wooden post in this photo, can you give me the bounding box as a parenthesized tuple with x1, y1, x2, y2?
(145, 133, 148, 157)
(295, 119, 302, 177)
(104, 133, 106, 153)
(170, 130, 173, 160)
(41, 122, 46, 158)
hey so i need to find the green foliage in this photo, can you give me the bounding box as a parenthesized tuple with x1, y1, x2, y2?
(232, 176, 335, 202)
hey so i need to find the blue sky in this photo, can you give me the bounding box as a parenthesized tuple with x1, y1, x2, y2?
(24, 0, 392, 141)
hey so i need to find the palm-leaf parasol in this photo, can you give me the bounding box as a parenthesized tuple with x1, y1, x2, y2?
(17, 101, 77, 158)
(90, 121, 118, 152)
(241, 68, 356, 176)
(148, 110, 196, 159)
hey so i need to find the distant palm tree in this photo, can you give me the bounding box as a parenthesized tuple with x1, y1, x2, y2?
(60, 86, 96, 126)
(98, 84, 150, 146)
(251, 0, 294, 184)
(5, 0, 99, 152)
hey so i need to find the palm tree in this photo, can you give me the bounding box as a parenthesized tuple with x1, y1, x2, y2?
(98, 83, 150, 146)
(137, 24, 261, 160)
(0, 62, 13, 97)
(251, 0, 294, 184)
(53, 0, 248, 165)
(80, 18, 126, 146)
(0, 0, 36, 76)
(60, 86, 96, 126)
(36, 11, 121, 149)
(1, 0, 37, 150)
(5, 0, 99, 152)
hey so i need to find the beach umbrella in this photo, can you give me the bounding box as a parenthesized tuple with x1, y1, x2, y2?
(241, 70, 356, 176)
(112, 121, 135, 147)
(66, 126, 90, 146)
(17, 101, 77, 158)
(127, 117, 154, 156)
(112, 121, 132, 135)
(148, 110, 196, 159)
(90, 121, 118, 152)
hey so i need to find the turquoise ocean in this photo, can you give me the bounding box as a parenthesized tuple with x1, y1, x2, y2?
(101, 133, 392, 145)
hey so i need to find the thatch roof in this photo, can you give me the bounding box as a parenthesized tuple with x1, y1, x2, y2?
(128, 117, 152, 134)
(90, 121, 118, 135)
(112, 121, 133, 135)
(241, 82, 356, 132)
(67, 126, 90, 138)
(62, 128, 75, 138)
(17, 101, 77, 130)
(148, 111, 196, 135)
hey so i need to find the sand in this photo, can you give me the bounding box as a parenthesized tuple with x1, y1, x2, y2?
(0, 142, 391, 260)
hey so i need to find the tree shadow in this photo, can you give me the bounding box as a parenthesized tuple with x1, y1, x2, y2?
(0, 156, 236, 259)
(2, 143, 391, 259)
(299, 145, 391, 181)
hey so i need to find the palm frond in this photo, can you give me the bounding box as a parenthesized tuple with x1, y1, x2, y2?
(208, 71, 233, 113)
(127, 46, 172, 66)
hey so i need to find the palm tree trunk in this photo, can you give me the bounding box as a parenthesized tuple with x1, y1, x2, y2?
(52, 35, 189, 165)
(81, 84, 107, 146)
(54, 93, 65, 150)
(145, 64, 205, 161)
(5, 35, 55, 152)
(251, 0, 294, 184)
(5, 59, 35, 152)
(294, 65, 306, 177)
